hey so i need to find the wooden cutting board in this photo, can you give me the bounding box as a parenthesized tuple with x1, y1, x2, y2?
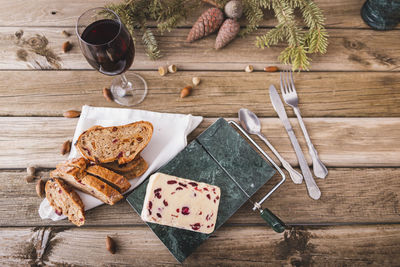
(126, 118, 276, 262)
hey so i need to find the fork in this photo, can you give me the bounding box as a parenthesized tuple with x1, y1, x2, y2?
(280, 70, 328, 179)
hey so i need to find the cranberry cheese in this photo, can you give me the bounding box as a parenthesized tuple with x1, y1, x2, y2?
(141, 172, 221, 234)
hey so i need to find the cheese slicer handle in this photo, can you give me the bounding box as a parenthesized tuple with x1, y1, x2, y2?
(260, 208, 285, 233)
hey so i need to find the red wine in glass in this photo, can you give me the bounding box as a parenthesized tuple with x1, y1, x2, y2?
(76, 8, 147, 106)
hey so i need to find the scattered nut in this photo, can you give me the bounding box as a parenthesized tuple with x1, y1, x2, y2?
(264, 66, 279, 72)
(103, 87, 113, 102)
(158, 66, 168, 76)
(106, 236, 116, 254)
(63, 110, 81, 118)
(62, 41, 72, 53)
(180, 86, 192, 98)
(245, 65, 254, 73)
(61, 140, 72, 155)
(167, 64, 177, 73)
(26, 175, 35, 183)
(27, 166, 36, 176)
(192, 77, 201, 86)
(36, 179, 45, 198)
(61, 30, 71, 37)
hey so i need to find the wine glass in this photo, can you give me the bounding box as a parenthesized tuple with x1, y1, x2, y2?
(76, 7, 147, 106)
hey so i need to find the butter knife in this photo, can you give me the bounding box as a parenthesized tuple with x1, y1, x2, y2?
(269, 85, 321, 200)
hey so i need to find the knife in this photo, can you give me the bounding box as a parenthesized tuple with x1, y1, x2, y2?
(269, 85, 321, 200)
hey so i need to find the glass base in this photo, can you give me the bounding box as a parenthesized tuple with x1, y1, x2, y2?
(110, 73, 147, 106)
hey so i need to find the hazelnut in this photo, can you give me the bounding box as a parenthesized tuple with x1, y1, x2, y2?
(158, 66, 168, 76)
(167, 64, 177, 73)
(245, 65, 254, 73)
(192, 77, 201, 86)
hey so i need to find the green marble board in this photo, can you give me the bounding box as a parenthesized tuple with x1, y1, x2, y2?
(126, 118, 276, 262)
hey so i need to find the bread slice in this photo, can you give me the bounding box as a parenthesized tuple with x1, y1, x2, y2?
(75, 121, 153, 164)
(102, 155, 143, 173)
(81, 174, 123, 205)
(45, 178, 85, 226)
(50, 166, 123, 205)
(86, 165, 131, 193)
(121, 157, 148, 179)
(57, 157, 88, 170)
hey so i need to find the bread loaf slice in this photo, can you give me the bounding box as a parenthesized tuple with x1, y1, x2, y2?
(86, 165, 131, 193)
(51, 166, 123, 205)
(121, 157, 148, 179)
(45, 178, 85, 226)
(57, 157, 87, 170)
(81, 174, 124, 205)
(75, 121, 153, 164)
(102, 155, 143, 173)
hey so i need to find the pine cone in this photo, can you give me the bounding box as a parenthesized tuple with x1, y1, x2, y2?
(224, 0, 243, 19)
(187, 8, 224, 42)
(215, 19, 240, 49)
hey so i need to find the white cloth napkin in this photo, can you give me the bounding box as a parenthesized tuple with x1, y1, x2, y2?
(39, 105, 203, 221)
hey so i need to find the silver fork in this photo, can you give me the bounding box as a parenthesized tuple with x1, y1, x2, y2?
(280, 70, 328, 179)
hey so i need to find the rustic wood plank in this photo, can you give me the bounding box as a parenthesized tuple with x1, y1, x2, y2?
(1, 27, 399, 71)
(1, 168, 399, 226)
(0, 0, 386, 29)
(0, 117, 399, 169)
(1, 225, 399, 266)
(1, 71, 400, 117)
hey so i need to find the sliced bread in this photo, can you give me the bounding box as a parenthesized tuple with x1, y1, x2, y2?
(75, 121, 153, 164)
(121, 157, 148, 179)
(51, 166, 123, 205)
(86, 165, 131, 193)
(45, 178, 85, 226)
(81, 174, 123, 205)
(102, 155, 143, 173)
(57, 157, 88, 170)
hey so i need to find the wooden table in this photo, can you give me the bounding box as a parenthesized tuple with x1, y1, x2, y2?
(1, 0, 399, 265)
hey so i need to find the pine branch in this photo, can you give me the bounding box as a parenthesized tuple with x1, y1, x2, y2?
(140, 25, 161, 60)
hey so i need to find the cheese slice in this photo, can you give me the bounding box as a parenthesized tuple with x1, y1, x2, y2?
(141, 172, 221, 234)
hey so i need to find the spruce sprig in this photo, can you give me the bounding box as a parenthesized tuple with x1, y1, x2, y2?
(106, 0, 328, 70)
(255, 0, 328, 70)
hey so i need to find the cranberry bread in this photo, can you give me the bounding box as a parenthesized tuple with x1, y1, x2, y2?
(57, 157, 88, 170)
(51, 166, 124, 205)
(122, 157, 148, 179)
(102, 155, 143, 173)
(81, 174, 124, 205)
(75, 121, 153, 164)
(86, 165, 131, 193)
(45, 178, 85, 226)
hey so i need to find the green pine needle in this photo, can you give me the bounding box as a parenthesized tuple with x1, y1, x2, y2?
(106, 0, 328, 70)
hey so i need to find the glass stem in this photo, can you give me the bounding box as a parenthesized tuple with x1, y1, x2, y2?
(121, 74, 132, 90)
(117, 74, 132, 97)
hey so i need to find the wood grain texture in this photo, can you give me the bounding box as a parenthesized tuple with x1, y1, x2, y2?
(0, 117, 399, 169)
(0, 168, 399, 227)
(1, 71, 400, 117)
(1, 27, 399, 71)
(0, 0, 389, 29)
(1, 225, 399, 266)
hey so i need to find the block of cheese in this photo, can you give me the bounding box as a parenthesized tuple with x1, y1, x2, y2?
(141, 172, 221, 234)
